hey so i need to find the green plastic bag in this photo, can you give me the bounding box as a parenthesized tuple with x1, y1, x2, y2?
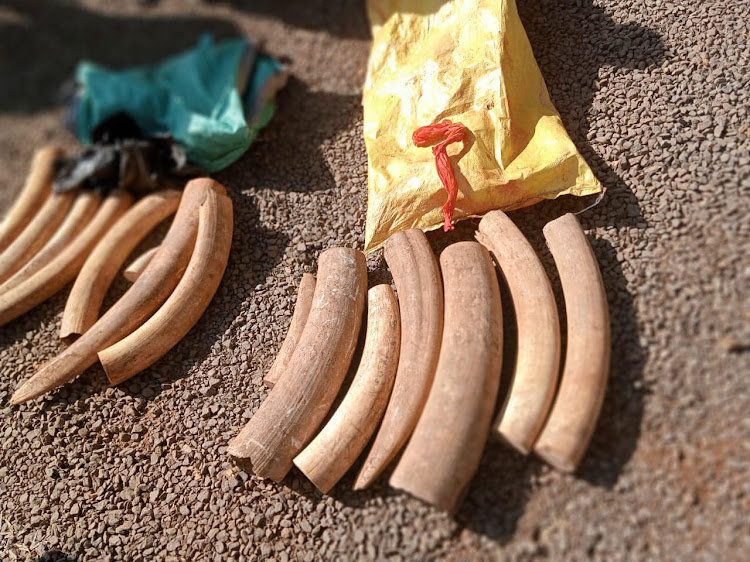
(73, 35, 286, 172)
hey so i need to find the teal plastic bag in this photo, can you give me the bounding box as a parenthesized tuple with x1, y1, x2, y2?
(73, 35, 286, 172)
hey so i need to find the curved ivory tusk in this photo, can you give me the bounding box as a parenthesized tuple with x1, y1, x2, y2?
(0, 190, 76, 285)
(389, 242, 503, 513)
(263, 273, 316, 388)
(227, 247, 367, 482)
(0, 191, 102, 297)
(98, 189, 233, 385)
(0, 191, 132, 328)
(294, 284, 400, 493)
(60, 190, 181, 341)
(123, 246, 160, 283)
(533, 213, 610, 472)
(9, 178, 224, 405)
(476, 210, 561, 454)
(354, 229, 443, 490)
(0, 146, 61, 253)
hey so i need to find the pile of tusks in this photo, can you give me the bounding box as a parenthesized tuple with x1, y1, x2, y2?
(229, 214, 610, 514)
(2, 147, 233, 404)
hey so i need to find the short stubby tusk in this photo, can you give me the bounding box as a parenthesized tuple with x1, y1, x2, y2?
(294, 284, 400, 493)
(0, 191, 132, 328)
(533, 213, 611, 473)
(354, 229, 443, 490)
(98, 189, 233, 385)
(0, 191, 102, 296)
(476, 210, 561, 454)
(122, 246, 160, 283)
(389, 241, 503, 514)
(60, 190, 181, 341)
(227, 247, 367, 482)
(9, 178, 224, 405)
(0, 146, 62, 253)
(0, 190, 76, 285)
(263, 273, 316, 388)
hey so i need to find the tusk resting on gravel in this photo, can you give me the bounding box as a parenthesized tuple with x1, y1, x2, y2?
(98, 189, 233, 385)
(476, 210, 561, 454)
(0, 191, 132, 328)
(390, 241, 503, 513)
(263, 273, 316, 388)
(123, 246, 160, 283)
(228, 247, 367, 482)
(9, 178, 224, 405)
(60, 190, 181, 342)
(354, 229, 443, 490)
(0, 190, 76, 285)
(0, 191, 101, 296)
(533, 213, 610, 472)
(0, 146, 61, 253)
(294, 284, 400, 493)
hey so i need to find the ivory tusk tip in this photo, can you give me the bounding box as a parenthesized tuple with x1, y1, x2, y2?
(494, 429, 532, 456)
(10, 382, 37, 405)
(534, 445, 578, 473)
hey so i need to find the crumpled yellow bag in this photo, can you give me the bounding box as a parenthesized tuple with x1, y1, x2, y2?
(364, 0, 602, 251)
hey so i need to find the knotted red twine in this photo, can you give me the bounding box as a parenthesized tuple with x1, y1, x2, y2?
(412, 120, 467, 231)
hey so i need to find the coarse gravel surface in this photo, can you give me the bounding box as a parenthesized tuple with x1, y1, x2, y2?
(1, 0, 748, 560)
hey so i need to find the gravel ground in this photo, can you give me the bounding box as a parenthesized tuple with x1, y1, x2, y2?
(1, 0, 748, 560)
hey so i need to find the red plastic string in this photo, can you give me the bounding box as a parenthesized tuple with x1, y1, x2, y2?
(413, 120, 466, 231)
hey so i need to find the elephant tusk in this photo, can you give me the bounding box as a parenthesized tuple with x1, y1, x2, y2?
(0, 191, 101, 296)
(533, 213, 610, 472)
(9, 178, 224, 405)
(122, 246, 160, 283)
(0, 146, 62, 253)
(476, 210, 561, 454)
(228, 247, 367, 482)
(0, 190, 76, 285)
(294, 284, 400, 493)
(98, 188, 233, 385)
(354, 229, 443, 490)
(389, 241, 503, 514)
(60, 190, 181, 341)
(0, 191, 132, 329)
(263, 273, 316, 388)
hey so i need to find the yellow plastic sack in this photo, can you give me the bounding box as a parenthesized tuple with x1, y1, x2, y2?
(364, 0, 602, 251)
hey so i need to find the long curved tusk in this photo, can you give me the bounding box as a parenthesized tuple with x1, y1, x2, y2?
(0, 191, 102, 296)
(9, 178, 224, 405)
(0, 191, 132, 328)
(98, 189, 233, 385)
(354, 229, 443, 490)
(0, 190, 76, 285)
(0, 146, 61, 253)
(227, 247, 367, 482)
(60, 190, 181, 341)
(122, 246, 160, 283)
(533, 213, 610, 472)
(294, 284, 400, 493)
(389, 241, 503, 514)
(263, 273, 316, 388)
(476, 210, 561, 454)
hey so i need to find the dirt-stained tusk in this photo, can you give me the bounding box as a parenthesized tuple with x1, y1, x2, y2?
(389, 241, 503, 514)
(98, 189, 233, 385)
(0, 146, 61, 253)
(476, 210, 561, 454)
(294, 284, 400, 493)
(228, 247, 367, 482)
(122, 246, 160, 283)
(354, 229, 443, 490)
(533, 213, 610, 473)
(263, 273, 316, 388)
(0, 190, 76, 285)
(0, 191, 132, 329)
(0, 191, 102, 297)
(60, 190, 181, 341)
(9, 178, 224, 405)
